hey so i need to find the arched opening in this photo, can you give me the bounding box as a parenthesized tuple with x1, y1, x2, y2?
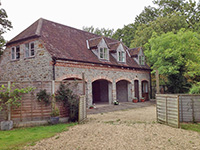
(92, 79, 110, 104)
(62, 77, 85, 96)
(116, 80, 131, 102)
(134, 80, 139, 100)
(142, 80, 149, 101)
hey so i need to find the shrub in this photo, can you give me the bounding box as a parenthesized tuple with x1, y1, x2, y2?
(36, 89, 51, 106)
(55, 83, 79, 122)
(189, 82, 200, 94)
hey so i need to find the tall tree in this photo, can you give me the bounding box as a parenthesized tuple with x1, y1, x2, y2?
(82, 26, 114, 38)
(131, 12, 188, 47)
(145, 29, 200, 93)
(112, 23, 136, 47)
(0, 3, 12, 55)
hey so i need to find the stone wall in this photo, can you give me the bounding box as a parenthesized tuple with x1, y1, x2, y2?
(0, 39, 53, 81)
(55, 60, 150, 106)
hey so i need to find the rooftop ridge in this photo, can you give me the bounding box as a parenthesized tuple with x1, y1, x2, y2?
(35, 18, 43, 36)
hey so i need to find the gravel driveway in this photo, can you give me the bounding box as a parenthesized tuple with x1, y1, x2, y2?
(28, 105, 200, 150)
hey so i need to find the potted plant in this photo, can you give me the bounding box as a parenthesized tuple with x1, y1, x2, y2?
(0, 83, 34, 130)
(89, 105, 94, 109)
(140, 97, 145, 102)
(113, 100, 119, 105)
(50, 106, 60, 124)
(132, 97, 138, 103)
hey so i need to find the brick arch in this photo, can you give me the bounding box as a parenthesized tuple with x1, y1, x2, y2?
(141, 79, 149, 82)
(115, 78, 132, 83)
(91, 76, 112, 83)
(56, 74, 83, 81)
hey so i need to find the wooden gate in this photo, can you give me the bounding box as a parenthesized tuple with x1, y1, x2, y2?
(156, 94, 180, 128)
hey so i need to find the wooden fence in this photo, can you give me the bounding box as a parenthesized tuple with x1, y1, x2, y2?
(156, 94, 200, 128)
(156, 94, 180, 128)
(0, 80, 86, 128)
(179, 95, 200, 122)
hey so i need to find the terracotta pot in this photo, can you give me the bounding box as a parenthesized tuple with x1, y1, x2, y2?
(140, 99, 145, 102)
(133, 99, 138, 103)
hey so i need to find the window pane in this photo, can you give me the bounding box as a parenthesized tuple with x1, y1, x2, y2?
(104, 48, 107, 59)
(100, 48, 103, 58)
(25, 43, 29, 57)
(118, 51, 121, 61)
(31, 43, 34, 49)
(139, 56, 142, 64)
(16, 46, 20, 59)
(11, 48, 15, 59)
(30, 43, 35, 56)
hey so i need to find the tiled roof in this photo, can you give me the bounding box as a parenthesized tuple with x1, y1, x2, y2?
(7, 18, 150, 70)
(129, 47, 141, 57)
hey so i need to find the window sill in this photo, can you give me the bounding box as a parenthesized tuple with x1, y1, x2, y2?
(10, 59, 20, 62)
(24, 56, 35, 60)
(99, 58, 110, 62)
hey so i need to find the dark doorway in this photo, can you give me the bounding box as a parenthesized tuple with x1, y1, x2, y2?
(142, 80, 149, 101)
(116, 80, 130, 102)
(92, 80, 109, 104)
(134, 80, 139, 100)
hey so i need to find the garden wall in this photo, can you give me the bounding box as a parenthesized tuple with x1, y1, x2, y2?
(0, 80, 84, 128)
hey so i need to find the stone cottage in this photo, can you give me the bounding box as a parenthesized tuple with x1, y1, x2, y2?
(0, 18, 151, 106)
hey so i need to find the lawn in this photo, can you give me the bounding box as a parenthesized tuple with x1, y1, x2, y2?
(0, 123, 77, 150)
(181, 123, 200, 133)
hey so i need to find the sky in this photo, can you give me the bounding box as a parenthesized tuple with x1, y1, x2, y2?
(2, 0, 154, 41)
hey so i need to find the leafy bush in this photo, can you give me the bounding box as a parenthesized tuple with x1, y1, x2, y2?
(55, 83, 79, 122)
(36, 89, 51, 106)
(189, 82, 200, 94)
(0, 83, 34, 120)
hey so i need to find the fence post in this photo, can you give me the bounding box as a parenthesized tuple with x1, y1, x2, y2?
(8, 81, 11, 121)
(177, 95, 180, 128)
(191, 98, 195, 123)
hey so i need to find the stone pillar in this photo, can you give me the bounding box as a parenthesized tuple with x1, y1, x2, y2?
(131, 81, 135, 99)
(108, 82, 112, 105)
(127, 82, 133, 102)
(87, 81, 93, 107)
(112, 81, 116, 103)
(139, 80, 142, 99)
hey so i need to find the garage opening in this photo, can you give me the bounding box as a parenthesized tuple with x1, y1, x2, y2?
(92, 79, 110, 104)
(116, 80, 131, 102)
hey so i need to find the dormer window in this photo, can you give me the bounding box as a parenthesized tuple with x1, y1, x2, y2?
(99, 47, 108, 59)
(11, 46, 20, 60)
(118, 51, 125, 62)
(139, 55, 145, 65)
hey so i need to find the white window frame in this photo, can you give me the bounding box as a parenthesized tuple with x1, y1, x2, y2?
(25, 42, 35, 58)
(11, 46, 20, 60)
(118, 51, 125, 62)
(139, 55, 145, 65)
(99, 47, 108, 60)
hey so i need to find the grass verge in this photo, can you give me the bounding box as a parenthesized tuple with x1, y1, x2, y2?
(181, 123, 200, 133)
(0, 123, 77, 150)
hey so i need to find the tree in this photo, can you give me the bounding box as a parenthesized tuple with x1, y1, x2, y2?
(82, 26, 114, 38)
(130, 0, 200, 48)
(112, 24, 136, 47)
(144, 29, 200, 93)
(0, 3, 12, 54)
(131, 12, 188, 48)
